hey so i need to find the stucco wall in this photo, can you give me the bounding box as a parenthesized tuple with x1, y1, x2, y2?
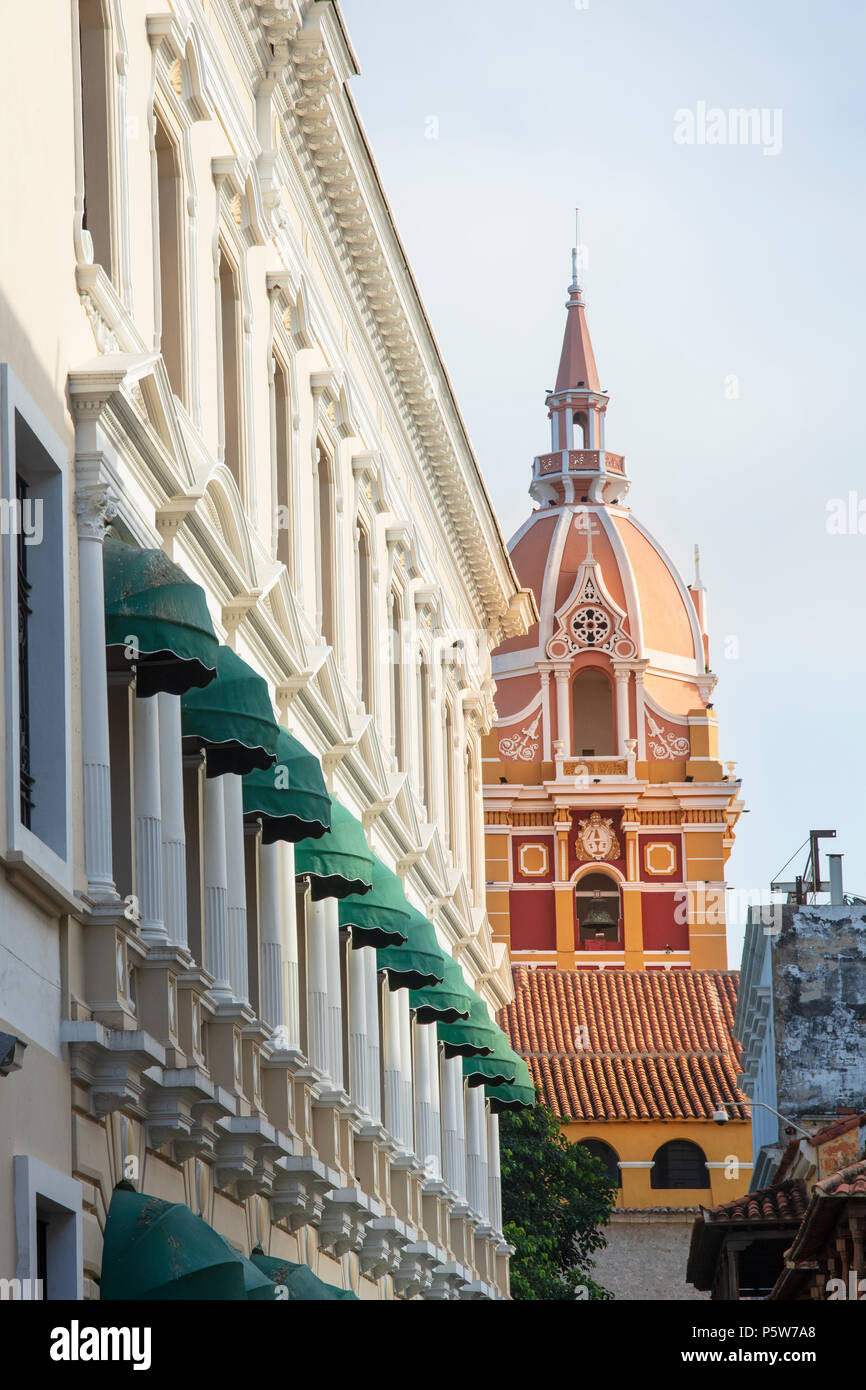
(591, 1211, 709, 1301)
(772, 905, 866, 1120)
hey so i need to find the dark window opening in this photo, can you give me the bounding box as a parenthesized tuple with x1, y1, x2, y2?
(575, 871, 622, 944)
(578, 1138, 621, 1187)
(651, 1139, 710, 1189)
(16, 473, 34, 827)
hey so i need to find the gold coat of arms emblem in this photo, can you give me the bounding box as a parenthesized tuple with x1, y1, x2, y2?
(575, 811, 620, 862)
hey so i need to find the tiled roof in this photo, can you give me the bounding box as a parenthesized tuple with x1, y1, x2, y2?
(817, 1157, 866, 1198)
(809, 1113, 866, 1148)
(500, 965, 750, 1121)
(702, 1179, 808, 1226)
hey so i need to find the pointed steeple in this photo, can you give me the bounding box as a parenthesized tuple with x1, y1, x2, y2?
(529, 238, 629, 510)
(554, 251, 601, 394)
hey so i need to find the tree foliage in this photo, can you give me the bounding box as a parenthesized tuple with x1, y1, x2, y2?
(500, 1100, 617, 1300)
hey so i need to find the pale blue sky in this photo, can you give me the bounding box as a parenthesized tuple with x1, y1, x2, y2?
(340, 0, 866, 966)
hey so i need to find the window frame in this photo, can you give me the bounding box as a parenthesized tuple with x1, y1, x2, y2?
(0, 365, 72, 889)
(13, 1155, 83, 1300)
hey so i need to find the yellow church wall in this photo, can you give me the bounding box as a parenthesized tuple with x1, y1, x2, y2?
(563, 1120, 752, 1208)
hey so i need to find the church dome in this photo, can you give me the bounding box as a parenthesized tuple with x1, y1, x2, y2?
(492, 254, 714, 757)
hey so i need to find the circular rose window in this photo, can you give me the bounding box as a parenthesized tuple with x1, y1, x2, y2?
(571, 605, 611, 646)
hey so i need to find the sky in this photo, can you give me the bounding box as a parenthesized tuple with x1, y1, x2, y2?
(339, 0, 866, 967)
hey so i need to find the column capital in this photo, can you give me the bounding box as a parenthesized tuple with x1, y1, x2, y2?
(75, 480, 119, 540)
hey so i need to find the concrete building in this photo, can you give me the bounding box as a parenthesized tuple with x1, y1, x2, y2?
(484, 252, 752, 1298)
(0, 0, 537, 1301)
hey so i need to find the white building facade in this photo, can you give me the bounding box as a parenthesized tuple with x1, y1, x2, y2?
(0, 0, 535, 1301)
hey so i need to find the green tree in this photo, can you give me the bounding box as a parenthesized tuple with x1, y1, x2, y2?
(500, 1100, 617, 1300)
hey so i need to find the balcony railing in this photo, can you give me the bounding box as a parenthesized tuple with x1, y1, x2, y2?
(534, 449, 626, 477)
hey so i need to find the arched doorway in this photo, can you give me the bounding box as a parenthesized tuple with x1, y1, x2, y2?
(575, 870, 622, 946)
(572, 667, 615, 756)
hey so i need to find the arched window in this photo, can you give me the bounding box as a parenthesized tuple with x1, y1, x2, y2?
(356, 521, 373, 711)
(316, 439, 337, 648)
(444, 700, 456, 853)
(573, 410, 588, 448)
(390, 587, 405, 768)
(78, 0, 113, 275)
(651, 1140, 710, 1189)
(154, 115, 184, 401)
(418, 651, 432, 815)
(273, 354, 294, 581)
(218, 245, 242, 493)
(578, 1138, 621, 1187)
(572, 667, 615, 756)
(575, 870, 622, 944)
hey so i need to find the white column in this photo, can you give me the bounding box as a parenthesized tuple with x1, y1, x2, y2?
(306, 897, 330, 1076)
(348, 942, 369, 1114)
(325, 897, 344, 1092)
(399, 992, 414, 1152)
(383, 983, 402, 1144)
(75, 483, 117, 901)
(488, 1111, 502, 1234)
(203, 774, 230, 999)
(365, 953, 382, 1125)
(554, 665, 570, 756)
(158, 693, 188, 948)
(259, 840, 283, 1032)
(613, 664, 631, 756)
(539, 667, 552, 761)
(415, 1023, 442, 1181)
(635, 666, 647, 760)
(441, 1053, 466, 1200)
(465, 1084, 486, 1219)
(414, 1019, 432, 1174)
(223, 774, 249, 1007)
(133, 694, 166, 941)
(279, 841, 300, 1050)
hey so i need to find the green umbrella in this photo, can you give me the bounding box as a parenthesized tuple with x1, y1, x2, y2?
(181, 645, 281, 777)
(410, 955, 472, 1024)
(103, 538, 218, 697)
(250, 1246, 359, 1300)
(294, 798, 374, 900)
(339, 854, 410, 948)
(243, 726, 331, 843)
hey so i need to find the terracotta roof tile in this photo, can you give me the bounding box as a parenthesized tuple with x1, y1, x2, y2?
(809, 1113, 866, 1148)
(500, 965, 750, 1122)
(817, 1157, 866, 1198)
(702, 1179, 809, 1226)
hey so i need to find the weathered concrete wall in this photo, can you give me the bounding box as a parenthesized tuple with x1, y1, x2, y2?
(772, 906, 866, 1123)
(591, 1211, 709, 1300)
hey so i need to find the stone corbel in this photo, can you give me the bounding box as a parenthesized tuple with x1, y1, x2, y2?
(213, 1114, 291, 1199)
(318, 1187, 379, 1258)
(359, 1216, 411, 1280)
(60, 1021, 165, 1119)
(321, 711, 370, 776)
(459, 1278, 495, 1301)
(394, 1240, 441, 1299)
(271, 1154, 337, 1230)
(143, 1066, 215, 1154)
(424, 1261, 468, 1301)
(395, 823, 435, 876)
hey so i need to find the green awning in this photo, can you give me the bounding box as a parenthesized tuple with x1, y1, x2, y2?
(377, 904, 447, 991)
(181, 645, 280, 777)
(243, 726, 330, 843)
(463, 1046, 519, 1089)
(103, 538, 219, 698)
(294, 798, 374, 900)
(437, 990, 498, 1059)
(250, 1246, 359, 1300)
(339, 854, 409, 948)
(486, 1056, 536, 1112)
(100, 1183, 249, 1300)
(410, 955, 472, 1024)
